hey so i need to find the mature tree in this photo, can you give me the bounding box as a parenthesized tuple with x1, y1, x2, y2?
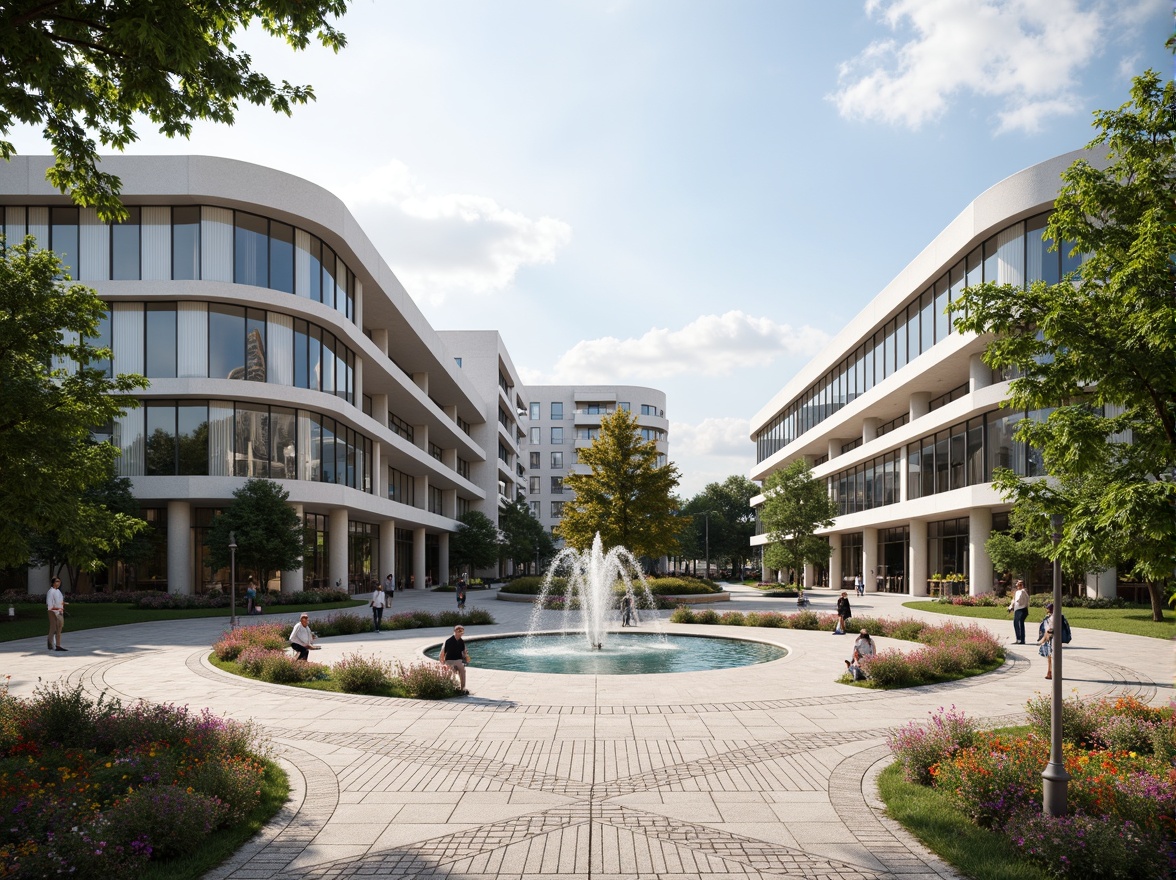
(956, 69, 1176, 621)
(449, 510, 501, 576)
(0, 239, 146, 569)
(558, 408, 681, 559)
(683, 475, 760, 576)
(28, 470, 149, 590)
(205, 478, 304, 588)
(0, 0, 348, 219)
(760, 460, 837, 586)
(497, 497, 554, 575)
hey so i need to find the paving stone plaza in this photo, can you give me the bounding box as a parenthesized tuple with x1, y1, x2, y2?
(5, 586, 1167, 880)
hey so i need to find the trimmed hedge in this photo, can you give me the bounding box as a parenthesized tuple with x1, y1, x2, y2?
(499, 576, 720, 597)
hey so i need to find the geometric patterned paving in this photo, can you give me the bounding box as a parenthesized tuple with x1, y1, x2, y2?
(7, 588, 1165, 880)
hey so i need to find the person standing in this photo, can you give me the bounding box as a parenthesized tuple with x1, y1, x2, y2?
(245, 576, 257, 615)
(834, 591, 852, 635)
(1038, 602, 1057, 679)
(456, 577, 467, 610)
(370, 582, 387, 632)
(385, 572, 395, 594)
(1006, 579, 1030, 644)
(46, 576, 67, 651)
(289, 613, 317, 660)
(854, 572, 864, 597)
(620, 594, 633, 626)
(439, 624, 470, 695)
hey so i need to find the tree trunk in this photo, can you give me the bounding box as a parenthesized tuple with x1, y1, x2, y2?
(1147, 579, 1166, 622)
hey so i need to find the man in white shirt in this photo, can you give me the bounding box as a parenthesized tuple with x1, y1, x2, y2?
(289, 613, 317, 660)
(46, 577, 66, 651)
(1007, 579, 1030, 644)
(370, 583, 387, 632)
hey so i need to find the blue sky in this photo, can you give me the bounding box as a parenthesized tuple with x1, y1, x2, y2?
(11, 0, 1172, 496)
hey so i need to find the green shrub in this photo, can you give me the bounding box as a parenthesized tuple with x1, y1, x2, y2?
(105, 784, 225, 858)
(332, 653, 394, 695)
(395, 660, 460, 699)
(885, 619, 928, 642)
(498, 576, 562, 595)
(669, 606, 695, 623)
(789, 610, 821, 630)
(184, 753, 265, 822)
(1015, 810, 1170, 880)
(1025, 693, 1103, 747)
(694, 609, 719, 625)
(860, 650, 918, 687)
(887, 705, 978, 785)
(258, 654, 328, 684)
(23, 681, 105, 748)
(313, 611, 370, 637)
(717, 611, 746, 626)
(643, 577, 721, 595)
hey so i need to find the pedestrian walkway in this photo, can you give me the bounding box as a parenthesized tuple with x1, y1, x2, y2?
(3, 586, 1169, 879)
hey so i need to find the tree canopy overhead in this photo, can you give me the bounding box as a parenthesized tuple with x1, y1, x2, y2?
(956, 68, 1176, 620)
(450, 510, 501, 576)
(0, 238, 146, 569)
(0, 0, 348, 219)
(557, 408, 681, 560)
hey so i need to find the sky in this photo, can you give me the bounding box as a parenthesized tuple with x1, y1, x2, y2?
(11, 0, 1173, 497)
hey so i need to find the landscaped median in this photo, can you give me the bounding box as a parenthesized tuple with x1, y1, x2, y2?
(209, 609, 495, 698)
(904, 592, 1173, 640)
(496, 575, 728, 607)
(0, 679, 284, 879)
(669, 607, 1006, 687)
(883, 697, 1175, 879)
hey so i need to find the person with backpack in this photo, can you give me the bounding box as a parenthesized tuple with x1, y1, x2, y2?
(1037, 602, 1072, 679)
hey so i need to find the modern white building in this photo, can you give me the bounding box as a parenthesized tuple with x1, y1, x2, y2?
(524, 386, 669, 543)
(3, 155, 534, 595)
(749, 149, 1111, 598)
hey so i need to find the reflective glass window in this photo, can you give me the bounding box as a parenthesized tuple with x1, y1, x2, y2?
(308, 325, 322, 391)
(208, 304, 245, 379)
(236, 404, 270, 477)
(895, 315, 907, 371)
(177, 404, 209, 475)
(1061, 239, 1083, 278)
(551, 426, 564, 444)
(551, 401, 564, 419)
(271, 407, 296, 479)
(530, 402, 540, 420)
(950, 424, 966, 490)
(50, 207, 79, 278)
(934, 276, 950, 342)
(949, 261, 965, 323)
(920, 289, 934, 353)
(302, 234, 323, 301)
(172, 206, 200, 280)
(907, 444, 921, 500)
(322, 244, 338, 309)
(145, 303, 177, 378)
(530, 426, 540, 444)
(92, 308, 112, 377)
(293, 319, 309, 388)
(269, 221, 294, 293)
(245, 308, 266, 382)
(934, 431, 950, 493)
(321, 332, 336, 395)
(320, 418, 337, 483)
(967, 418, 984, 485)
(983, 235, 999, 283)
(111, 207, 141, 280)
(234, 212, 268, 287)
(884, 321, 895, 378)
(146, 404, 176, 475)
(965, 247, 982, 289)
(920, 438, 935, 498)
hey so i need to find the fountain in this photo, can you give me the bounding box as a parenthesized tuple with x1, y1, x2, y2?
(426, 535, 788, 674)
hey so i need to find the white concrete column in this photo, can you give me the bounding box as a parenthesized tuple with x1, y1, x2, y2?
(968, 352, 991, 393)
(412, 372, 428, 395)
(371, 442, 383, 499)
(166, 500, 192, 595)
(827, 438, 842, 460)
(380, 518, 396, 586)
(899, 444, 910, 501)
(910, 392, 931, 421)
(438, 532, 450, 586)
(443, 488, 457, 518)
(827, 533, 842, 592)
(908, 518, 928, 597)
(862, 418, 880, 444)
(413, 527, 426, 590)
(282, 502, 304, 593)
(862, 527, 879, 592)
(1086, 566, 1115, 599)
(373, 327, 388, 357)
(802, 563, 815, 589)
(353, 355, 363, 405)
(968, 507, 993, 596)
(329, 507, 349, 591)
(373, 393, 389, 427)
(27, 564, 50, 596)
(353, 278, 363, 330)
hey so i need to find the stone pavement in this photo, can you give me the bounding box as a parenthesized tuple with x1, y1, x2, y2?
(3, 586, 1170, 879)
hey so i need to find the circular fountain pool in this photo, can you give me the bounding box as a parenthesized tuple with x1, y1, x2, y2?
(425, 633, 786, 675)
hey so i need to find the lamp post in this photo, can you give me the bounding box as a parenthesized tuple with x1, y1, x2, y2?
(1042, 513, 1069, 817)
(703, 511, 711, 581)
(229, 531, 238, 629)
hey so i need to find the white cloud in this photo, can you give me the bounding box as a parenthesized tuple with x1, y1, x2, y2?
(671, 417, 758, 497)
(341, 160, 572, 304)
(831, 0, 1161, 133)
(544, 311, 830, 383)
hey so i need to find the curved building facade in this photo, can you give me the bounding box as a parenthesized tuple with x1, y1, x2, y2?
(749, 149, 1110, 597)
(4, 155, 525, 595)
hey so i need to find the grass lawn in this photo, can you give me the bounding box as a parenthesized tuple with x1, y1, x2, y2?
(0, 599, 367, 643)
(139, 758, 289, 880)
(877, 761, 1049, 880)
(903, 600, 1173, 640)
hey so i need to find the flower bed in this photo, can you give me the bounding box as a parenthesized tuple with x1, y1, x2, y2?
(211, 624, 464, 699)
(669, 608, 1005, 687)
(0, 679, 271, 877)
(934, 591, 1129, 610)
(887, 698, 1176, 879)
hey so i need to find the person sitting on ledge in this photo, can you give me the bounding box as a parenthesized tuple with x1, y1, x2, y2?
(289, 613, 318, 660)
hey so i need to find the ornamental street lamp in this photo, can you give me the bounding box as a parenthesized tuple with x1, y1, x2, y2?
(229, 531, 238, 629)
(1042, 513, 1070, 817)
